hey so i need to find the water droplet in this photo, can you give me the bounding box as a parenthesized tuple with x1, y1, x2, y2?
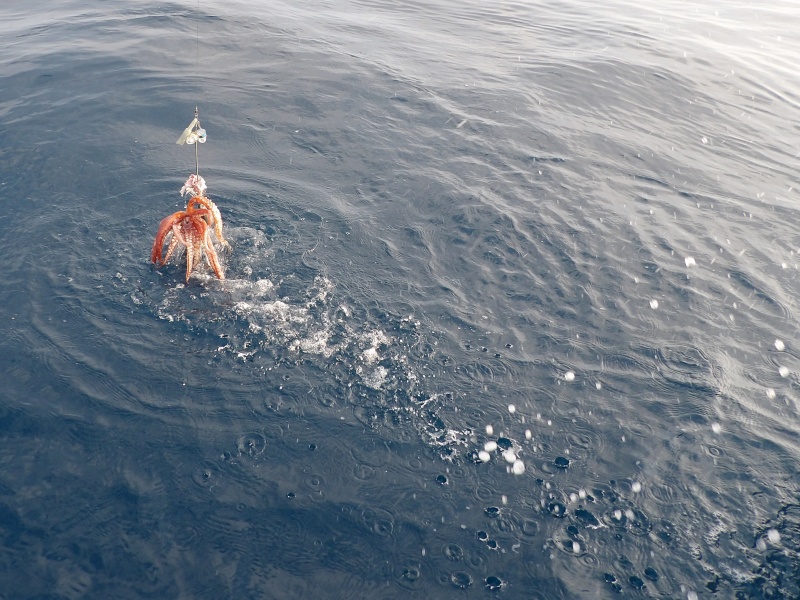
(484, 441, 498, 452)
(564, 371, 575, 381)
(775, 339, 785, 351)
(767, 528, 780, 543)
(766, 388, 776, 399)
(478, 450, 491, 463)
(632, 481, 642, 493)
(779, 366, 789, 377)
(572, 541, 581, 553)
(711, 422, 722, 434)
(525, 429, 532, 440)
(508, 404, 516, 414)
(512, 460, 525, 475)
(486, 425, 494, 435)
(650, 299, 659, 309)
(685, 256, 697, 267)
(503, 449, 517, 463)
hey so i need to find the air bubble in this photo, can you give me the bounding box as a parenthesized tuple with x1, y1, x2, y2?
(443, 543, 464, 560)
(644, 567, 659, 581)
(449, 571, 472, 589)
(485, 576, 504, 591)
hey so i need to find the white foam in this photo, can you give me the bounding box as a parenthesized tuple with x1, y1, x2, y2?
(362, 347, 379, 363)
(362, 366, 389, 390)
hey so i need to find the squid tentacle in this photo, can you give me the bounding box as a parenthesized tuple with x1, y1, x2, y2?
(152, 194, 228, 282)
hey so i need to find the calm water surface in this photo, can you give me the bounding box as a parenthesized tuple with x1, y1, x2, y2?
(1, 0, 799, 598)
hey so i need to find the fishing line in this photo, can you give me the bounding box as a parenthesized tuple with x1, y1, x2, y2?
(176, 0, 206, 177)
(194, 0, 200, 176)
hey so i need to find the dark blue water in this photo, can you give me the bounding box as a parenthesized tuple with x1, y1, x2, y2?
(2, 1, 799, 598)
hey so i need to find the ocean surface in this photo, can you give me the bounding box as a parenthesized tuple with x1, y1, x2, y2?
(1, 0, 799, 598)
